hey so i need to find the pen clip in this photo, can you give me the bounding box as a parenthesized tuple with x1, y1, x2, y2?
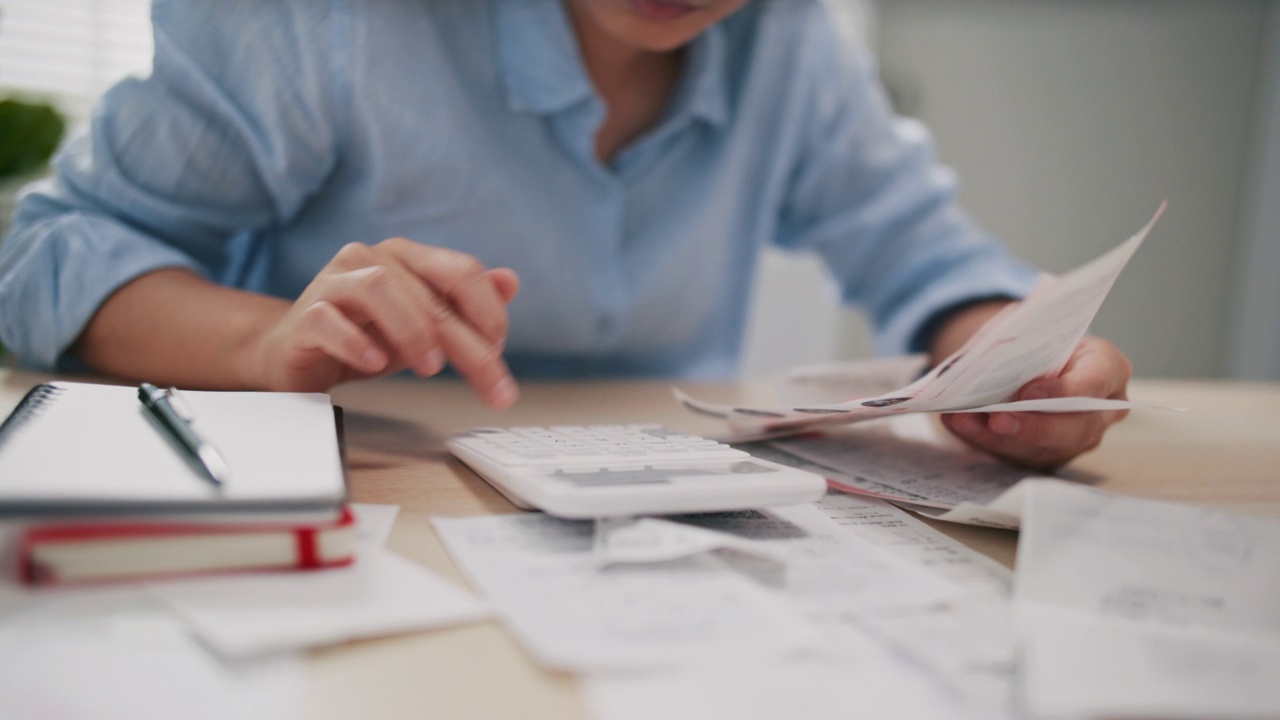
(165, 386, 196, 422)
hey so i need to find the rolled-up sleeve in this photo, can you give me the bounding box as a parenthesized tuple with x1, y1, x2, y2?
(776, 17, 1038, 357)
(0, 0, 342, 368)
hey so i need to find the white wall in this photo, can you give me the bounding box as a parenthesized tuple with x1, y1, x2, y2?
(874, 0, 1269, 378)
(1227, 5, 1280, 380)
(745, 0, 1272, 379)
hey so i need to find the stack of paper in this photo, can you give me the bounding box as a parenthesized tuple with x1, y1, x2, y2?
(434, 500, 1011, 716)
(433, 477, 1280, 719)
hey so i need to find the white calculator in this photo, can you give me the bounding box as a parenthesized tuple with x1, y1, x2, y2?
(445, 424, 826, 519)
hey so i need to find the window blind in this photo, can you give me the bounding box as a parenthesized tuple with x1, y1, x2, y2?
(0, 0, 152, 121)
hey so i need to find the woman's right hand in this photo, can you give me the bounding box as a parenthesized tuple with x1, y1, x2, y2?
(253, 238, 520, 408)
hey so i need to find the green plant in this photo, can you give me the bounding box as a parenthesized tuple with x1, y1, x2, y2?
(0, 98, 65, 179)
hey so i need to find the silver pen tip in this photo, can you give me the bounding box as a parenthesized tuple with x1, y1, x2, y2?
(198, 446, 231, 487)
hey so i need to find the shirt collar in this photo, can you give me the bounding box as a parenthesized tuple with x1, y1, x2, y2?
(493, 0, 594, 115)
(492, 0, 729, 128)
(672, 21, 728, 128)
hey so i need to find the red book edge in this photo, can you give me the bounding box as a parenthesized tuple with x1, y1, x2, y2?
(19, 506, 357, 586)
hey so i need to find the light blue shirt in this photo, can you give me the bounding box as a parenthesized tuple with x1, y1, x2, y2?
(0, 0, 1037, 379)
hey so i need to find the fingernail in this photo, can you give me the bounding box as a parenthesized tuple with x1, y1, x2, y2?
(952, 414, 979, 436)
(421, 349, 446, 376)
(1022, 386, 1049, 401)
(991, 414, 1021, 436)
(361, 348, 387, 371)
(488, 378, 518, 409)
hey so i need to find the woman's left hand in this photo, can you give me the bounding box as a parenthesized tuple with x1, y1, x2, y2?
(940, 336, 1133, 471)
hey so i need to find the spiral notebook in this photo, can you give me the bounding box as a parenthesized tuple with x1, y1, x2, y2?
(0, 381, 348, 521)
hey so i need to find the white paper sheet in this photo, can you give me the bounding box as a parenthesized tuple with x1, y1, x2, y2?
(775, 355, 931, 407)
(1022, 611, 1280, 719)
(0, 586, 305, 720)
(893, 482, 1031, 530)
(349, 503, 399, 547)
(856, 599, 1021, 719)
(583, 630, 963, 720)
(1014, 480, 1280, 719)
(150, 544, 488, 659)
(593, 516, 788, 567)
(676, 204, 1173, 437)
(644, 504, 1021, 717)
(739, 440, 936, 505)
(432, 513, 818, 672)
(663, 504, 962, 622)
(813, 492, 1012, 596)
(768, 432, 1032, 512)
(806, 492, 1021, 718)
(748, 413, 1050, 528)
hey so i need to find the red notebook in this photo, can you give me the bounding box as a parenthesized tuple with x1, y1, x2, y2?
(19, 506, 357, 585)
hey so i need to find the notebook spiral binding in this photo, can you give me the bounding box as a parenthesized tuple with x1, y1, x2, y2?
(0, 383, 67, 449)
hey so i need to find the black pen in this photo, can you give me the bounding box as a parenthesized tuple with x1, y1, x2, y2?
(138, 383, 230, 489)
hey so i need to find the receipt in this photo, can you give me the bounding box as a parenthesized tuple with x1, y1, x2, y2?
(593, 516, 787, 567)
(1014, 480, 1280, 718)
(432, 513, 818, 672)
(583, 629, 962, 720)
(769, 432, 1031, 512)
(665, 504, 962, 621)
(814, 492, 1012, 596)
(677, 204, 1175, 437)
(810, 492, 1020, 717)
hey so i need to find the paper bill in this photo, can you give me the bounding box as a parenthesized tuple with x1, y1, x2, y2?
(593, 516, 788, 568)
(768, 432, 1032, 512)
(811, 492, 1021, 717)
(663, 505, 963, 620)
(677, 204, 1176, 438)
(432, 513, 818, 672)
(349, 503, 399, 547)
(774, 355, 931, 407)
(1013, 480, 1280, 718)
(582, 635, 963, 720)
(742, 412, 1047, 528)
(813, 492, 1012, 596)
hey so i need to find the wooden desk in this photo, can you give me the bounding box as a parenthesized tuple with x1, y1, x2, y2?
(3, 371, 1278, 719)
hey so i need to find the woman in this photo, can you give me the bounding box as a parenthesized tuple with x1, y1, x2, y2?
(0, 0, 1131, 468)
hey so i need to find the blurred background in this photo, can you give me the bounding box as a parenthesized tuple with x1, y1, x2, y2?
(0, 0, 1276, 380)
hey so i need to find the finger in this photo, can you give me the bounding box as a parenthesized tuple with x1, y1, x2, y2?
(401, 299, 512, 400)
(320, 262, 448, 377)
(338, 245, 516, 406)
(295, 300, 388, 374)
(431, 310, 519, 409)
(488, 268, 521, 304)
(381, 239, 511, 343)
(942, 413, 1074, 471)
(1022, 337, 1132, 401)
(985, 410, 1114, 451)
